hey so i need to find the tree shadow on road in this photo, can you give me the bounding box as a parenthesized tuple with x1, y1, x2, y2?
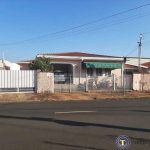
(0, 115, 150, 133)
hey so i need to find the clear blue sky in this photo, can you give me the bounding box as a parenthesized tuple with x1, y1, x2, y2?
(0, 0, 150, 62)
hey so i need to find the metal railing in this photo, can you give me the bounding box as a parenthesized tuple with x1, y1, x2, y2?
(54, 74, 132, 92)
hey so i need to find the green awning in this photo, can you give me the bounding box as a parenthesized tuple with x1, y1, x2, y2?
(82, 62, 122, 68)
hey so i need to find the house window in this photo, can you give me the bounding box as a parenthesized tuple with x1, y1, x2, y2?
(105, 69, 111, 76)
(96, 68, 102, 76)
(87, 68, 93, 76)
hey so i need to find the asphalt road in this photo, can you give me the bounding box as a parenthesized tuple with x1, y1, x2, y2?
(0, 99, 150, 150)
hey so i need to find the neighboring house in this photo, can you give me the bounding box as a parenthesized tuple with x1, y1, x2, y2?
(17, 59, 33, 70)
(0, 60, 4, 70)
(124, 63, 148, 74)
(17, 52, 124, 78)
(124, 57, 150, 74)
(0, 59, 20, 70)
(141, 61, 150, 73)
(126, 57, 150, 65)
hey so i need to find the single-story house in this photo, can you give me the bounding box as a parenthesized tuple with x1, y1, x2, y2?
(123, 57, 150, 74)
(17, 52, 124, 85)
(124, 63, 148, 74)
(141, 61, 150, 73)
(17, 52, 150, 89)
(17, 52, 124, 76)
(0, 59, 20, 70)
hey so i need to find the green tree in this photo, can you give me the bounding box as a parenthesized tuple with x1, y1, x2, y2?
(28, 57, 54, 72)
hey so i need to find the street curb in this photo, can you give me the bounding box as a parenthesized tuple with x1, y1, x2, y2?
(0, 97, 150, 103)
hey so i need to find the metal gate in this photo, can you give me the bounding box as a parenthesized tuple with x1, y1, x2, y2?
(0, 70, 37, 92)
(54, 75, 86, 92)
(87, 76, 114, 91)
(54, 74, 133, 92)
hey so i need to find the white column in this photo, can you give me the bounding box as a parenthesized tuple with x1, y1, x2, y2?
(79, 60, 82, 84)
(72, 64, 76, 84)
(102, 68, 105, 77)
(113, 74, 115, 91)
(93, 68, 96, 77)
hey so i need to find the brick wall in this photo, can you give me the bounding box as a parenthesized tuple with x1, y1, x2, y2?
(37, 71, 54, 93)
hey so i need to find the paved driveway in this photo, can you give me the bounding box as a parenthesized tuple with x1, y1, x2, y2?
(0, 99, 150, 150)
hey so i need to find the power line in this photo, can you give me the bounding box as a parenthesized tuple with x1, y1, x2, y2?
(20, 12, 150, 45)
(143, 44, 150, 46)
(18, 12, 150, 42)
(125, 46, 138, 57)
(142, 41, 150, 46)
(126, 37, 150, 57)
(1, 2, 150, 46)
(125, 39, 150, 57)
(142, 40, 150, 44)
(0, 13, 148, 46)
(143, 31, 150, 35)
(1, 11, 150, 46)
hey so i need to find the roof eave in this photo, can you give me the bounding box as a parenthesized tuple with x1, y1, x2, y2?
(37, 55, 123, 62)
(125, 63, 148, 68)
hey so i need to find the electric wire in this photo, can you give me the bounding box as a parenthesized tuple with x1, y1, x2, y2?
(1, 12, 150, 46)
(125, 46, 138, 57)
(1, 2, 150, 46)
(143, 31, 150, 35)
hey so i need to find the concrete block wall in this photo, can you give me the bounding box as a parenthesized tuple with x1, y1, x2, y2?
(141, 74, 150, 91)
(37, 71, 54, 93)
(133, 74, 141, 91)
(133, 74, 150, 91)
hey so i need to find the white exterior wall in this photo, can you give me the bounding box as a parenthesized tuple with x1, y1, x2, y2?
(0, 60, 4, 68)
(0, 70, 37, 88)
(10, 63, 20, 70)
(4, 60, 20, 70)
(127, 58, 150, 65)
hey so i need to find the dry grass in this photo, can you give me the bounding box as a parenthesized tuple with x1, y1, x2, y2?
(0, 91, 150, 102)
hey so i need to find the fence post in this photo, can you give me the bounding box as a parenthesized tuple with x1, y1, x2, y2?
(123, 70, 125, 96)
(130, 74, 133, 90)
(69, 75, 71, 92)
(86, 75, 88, 92)
(113, 74, 115, 91)
(17, 70, 19, 92)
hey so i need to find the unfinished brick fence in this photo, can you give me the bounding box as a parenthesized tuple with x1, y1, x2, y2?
(133, 74, 150, 91)
(37, 71, 54, 93)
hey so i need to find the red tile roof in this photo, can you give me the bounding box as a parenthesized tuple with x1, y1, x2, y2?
(142, 61, 150, 67)
(17, 52, 119, 63)
(38, 52, 118, 58)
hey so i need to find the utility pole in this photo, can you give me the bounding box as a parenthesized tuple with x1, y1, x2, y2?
(138, 34, 144, 95)
(138, 33, 142, 72)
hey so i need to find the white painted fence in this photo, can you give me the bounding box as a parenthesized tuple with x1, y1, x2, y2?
(0, 70, 37, 92)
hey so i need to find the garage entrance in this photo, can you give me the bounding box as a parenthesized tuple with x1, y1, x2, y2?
(52, 63, 75, 92)
(52, 63, 73, 76)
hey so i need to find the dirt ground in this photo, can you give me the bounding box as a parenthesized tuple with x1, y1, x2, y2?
(0, 91, 150, 102)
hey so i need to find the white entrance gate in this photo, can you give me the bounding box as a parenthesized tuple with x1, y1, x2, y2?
(0, 70, 37, 92)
